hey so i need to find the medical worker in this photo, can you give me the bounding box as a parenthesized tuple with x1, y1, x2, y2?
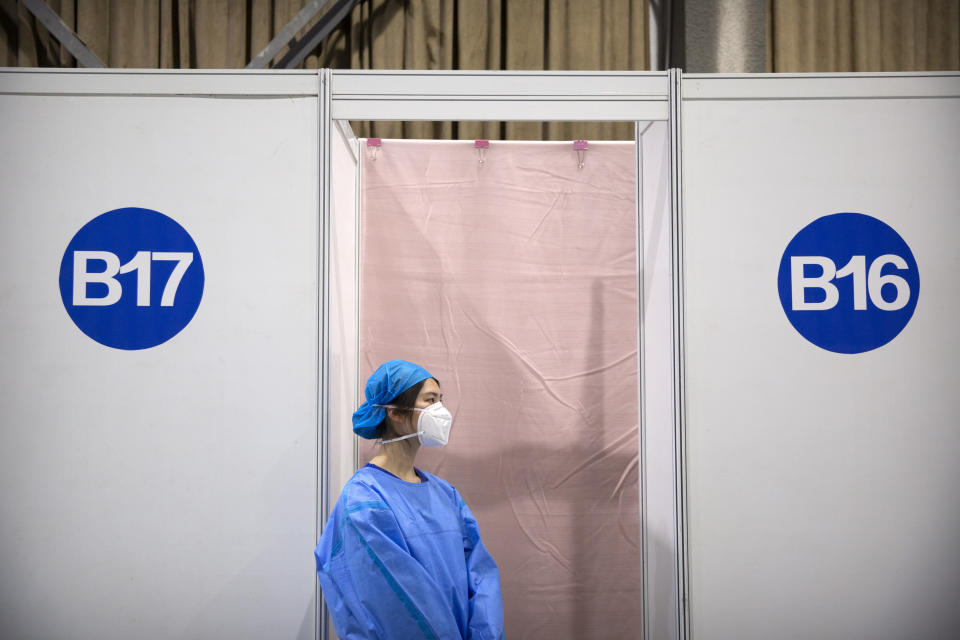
(315, 359, 505, 640)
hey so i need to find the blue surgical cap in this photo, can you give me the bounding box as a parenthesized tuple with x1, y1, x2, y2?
(352, 360, 434, 439)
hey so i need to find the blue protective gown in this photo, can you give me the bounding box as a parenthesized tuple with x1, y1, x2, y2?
(315, 464, 504, 640)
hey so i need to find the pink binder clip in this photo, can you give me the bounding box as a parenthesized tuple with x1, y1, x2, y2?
(475, 140, 489, 164)
(367, 137, 382, 161)
(574, 140, 589, 169)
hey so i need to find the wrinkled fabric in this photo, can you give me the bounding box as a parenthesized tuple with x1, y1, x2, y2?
(315, 464, 504, 640)
(359, 140, 642, 638)
(353, 359, 433, 439)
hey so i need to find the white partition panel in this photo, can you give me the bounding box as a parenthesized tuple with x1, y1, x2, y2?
(327, 118, 361, 510)
(638, 119, 680, 640)
(324, 117, 360, 640)
(679, 74, 960, 639)
(330, 70, 670, 121)
(0, 70, 320, 640)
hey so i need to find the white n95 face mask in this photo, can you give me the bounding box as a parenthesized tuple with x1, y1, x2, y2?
(379, 402, 453, 447)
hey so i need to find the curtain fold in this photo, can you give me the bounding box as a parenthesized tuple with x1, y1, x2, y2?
(771, 0, 960, 71)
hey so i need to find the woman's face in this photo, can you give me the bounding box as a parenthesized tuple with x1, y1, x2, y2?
(390, 378, 443, 437)
(415, 378, 443, 410)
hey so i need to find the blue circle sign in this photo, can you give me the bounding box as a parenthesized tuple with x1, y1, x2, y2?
(59, 207, 205, 350)
(777, 213, 919, 354)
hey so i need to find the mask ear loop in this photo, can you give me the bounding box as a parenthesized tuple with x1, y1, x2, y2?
(377, 432, 420, 445)
(375, 404, 424, 445)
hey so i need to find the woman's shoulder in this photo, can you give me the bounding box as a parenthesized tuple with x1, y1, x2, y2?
(335, 467, 389, 505)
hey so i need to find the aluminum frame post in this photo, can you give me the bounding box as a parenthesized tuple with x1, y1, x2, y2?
(668, 67, 689, 640)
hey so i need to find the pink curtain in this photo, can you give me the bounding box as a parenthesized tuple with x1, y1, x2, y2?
(359, 139, 641, 639)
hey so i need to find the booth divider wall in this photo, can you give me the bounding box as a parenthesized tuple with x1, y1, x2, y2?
(678, 72, 960, 640)
(0, 70, 322, 639)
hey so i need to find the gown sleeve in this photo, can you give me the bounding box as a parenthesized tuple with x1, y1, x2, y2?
(316, 482, 464, 640)
(458, 493, 505, 640)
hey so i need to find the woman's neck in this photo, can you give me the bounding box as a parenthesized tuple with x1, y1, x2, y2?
(369, 440, 421, 483)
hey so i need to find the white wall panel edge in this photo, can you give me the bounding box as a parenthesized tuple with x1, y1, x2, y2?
(638, 116, 686, 640)
(682, 72, 960, 100)
(330, 70, 669, 121)
(0, 67, 318, 96)
(669, 68, 690, 640)
(318, 68, 332, 640)
(332, 99, 669, 122)
(326, 93, 363, 640)
(353, 135, 362, 476)
(332, 69, 670, 94)
(636, 120, 651, 640)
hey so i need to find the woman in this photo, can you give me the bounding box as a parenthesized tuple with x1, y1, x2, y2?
(315, 359, 505, 640)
